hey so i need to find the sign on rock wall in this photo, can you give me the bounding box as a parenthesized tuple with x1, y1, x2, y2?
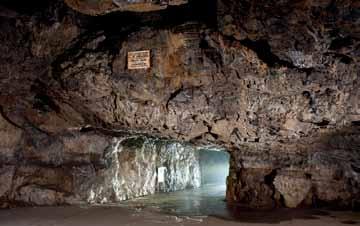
(127, 50, 150, 70)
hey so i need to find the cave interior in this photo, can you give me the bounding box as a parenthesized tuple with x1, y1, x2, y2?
(0, 0, 360, 224)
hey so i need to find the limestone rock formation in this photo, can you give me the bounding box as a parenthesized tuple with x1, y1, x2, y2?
(0, 127, 200, 207)
(64, 0, 188, 15)
(274, 173, 311, 208)
(0, 0, 359, 209)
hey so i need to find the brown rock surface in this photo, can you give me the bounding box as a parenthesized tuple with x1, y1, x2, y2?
(0, 113, 23, 162)
(64, 0, 188, 15)
(0, 0, 359, 209)
(274, 173, 311, 208)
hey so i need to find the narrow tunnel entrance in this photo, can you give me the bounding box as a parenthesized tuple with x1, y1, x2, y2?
(126, 148, 230, 216)
(199, 149, 230, 188)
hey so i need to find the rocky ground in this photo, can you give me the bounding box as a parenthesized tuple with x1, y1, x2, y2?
(0, 0, 359, 209)
(0, 205, 360, 226)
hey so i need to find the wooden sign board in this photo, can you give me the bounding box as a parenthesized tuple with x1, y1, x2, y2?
(127, 50, 151, 70)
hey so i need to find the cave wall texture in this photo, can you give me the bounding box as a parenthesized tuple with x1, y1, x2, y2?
(0, 0, 359, 209)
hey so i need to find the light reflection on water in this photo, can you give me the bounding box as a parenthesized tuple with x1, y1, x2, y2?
(123, 184, 360, 224)
(124, 184, 228, 217)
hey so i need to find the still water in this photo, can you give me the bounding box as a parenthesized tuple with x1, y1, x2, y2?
(125, 184, 228, 217)
(123, 184, 360, 224)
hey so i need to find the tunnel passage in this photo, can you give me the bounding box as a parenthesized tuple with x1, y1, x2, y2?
(86, 136, 231, 210)
(198, 149, 230, 187)
(124, 146, 231, 216)
(153, 147, 230, 196)
(75, 136, 229, 203)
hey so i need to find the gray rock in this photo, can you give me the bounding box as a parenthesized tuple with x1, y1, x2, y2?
(274, 174, 311, 208)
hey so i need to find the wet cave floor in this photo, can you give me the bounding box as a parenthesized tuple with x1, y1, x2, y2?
(1, 185, 360, 226)
(124, 184, 229, 217)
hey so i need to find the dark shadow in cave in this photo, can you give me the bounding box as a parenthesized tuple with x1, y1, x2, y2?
(94, 0, 217, 58)
(48, 0, 218, 84)
(90, 0, 218, 32)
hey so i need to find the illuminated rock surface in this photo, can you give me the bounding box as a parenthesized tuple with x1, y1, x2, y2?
(0, 0, 359, 209)
(0, 121, 200, 206)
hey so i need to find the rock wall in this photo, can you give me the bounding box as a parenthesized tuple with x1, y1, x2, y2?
(0, 112, 200, 207)
(0, 0, 359, 209)
(64, 0, 188, 15)
(84, 136, 200, 203)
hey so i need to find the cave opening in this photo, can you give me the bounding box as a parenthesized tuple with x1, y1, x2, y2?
(199, 149, 230, 189)
(125, 147, 230, 217)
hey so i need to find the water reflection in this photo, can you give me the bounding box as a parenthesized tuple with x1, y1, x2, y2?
(125, 184, 228, 216)
(123, 184, 360, 224)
